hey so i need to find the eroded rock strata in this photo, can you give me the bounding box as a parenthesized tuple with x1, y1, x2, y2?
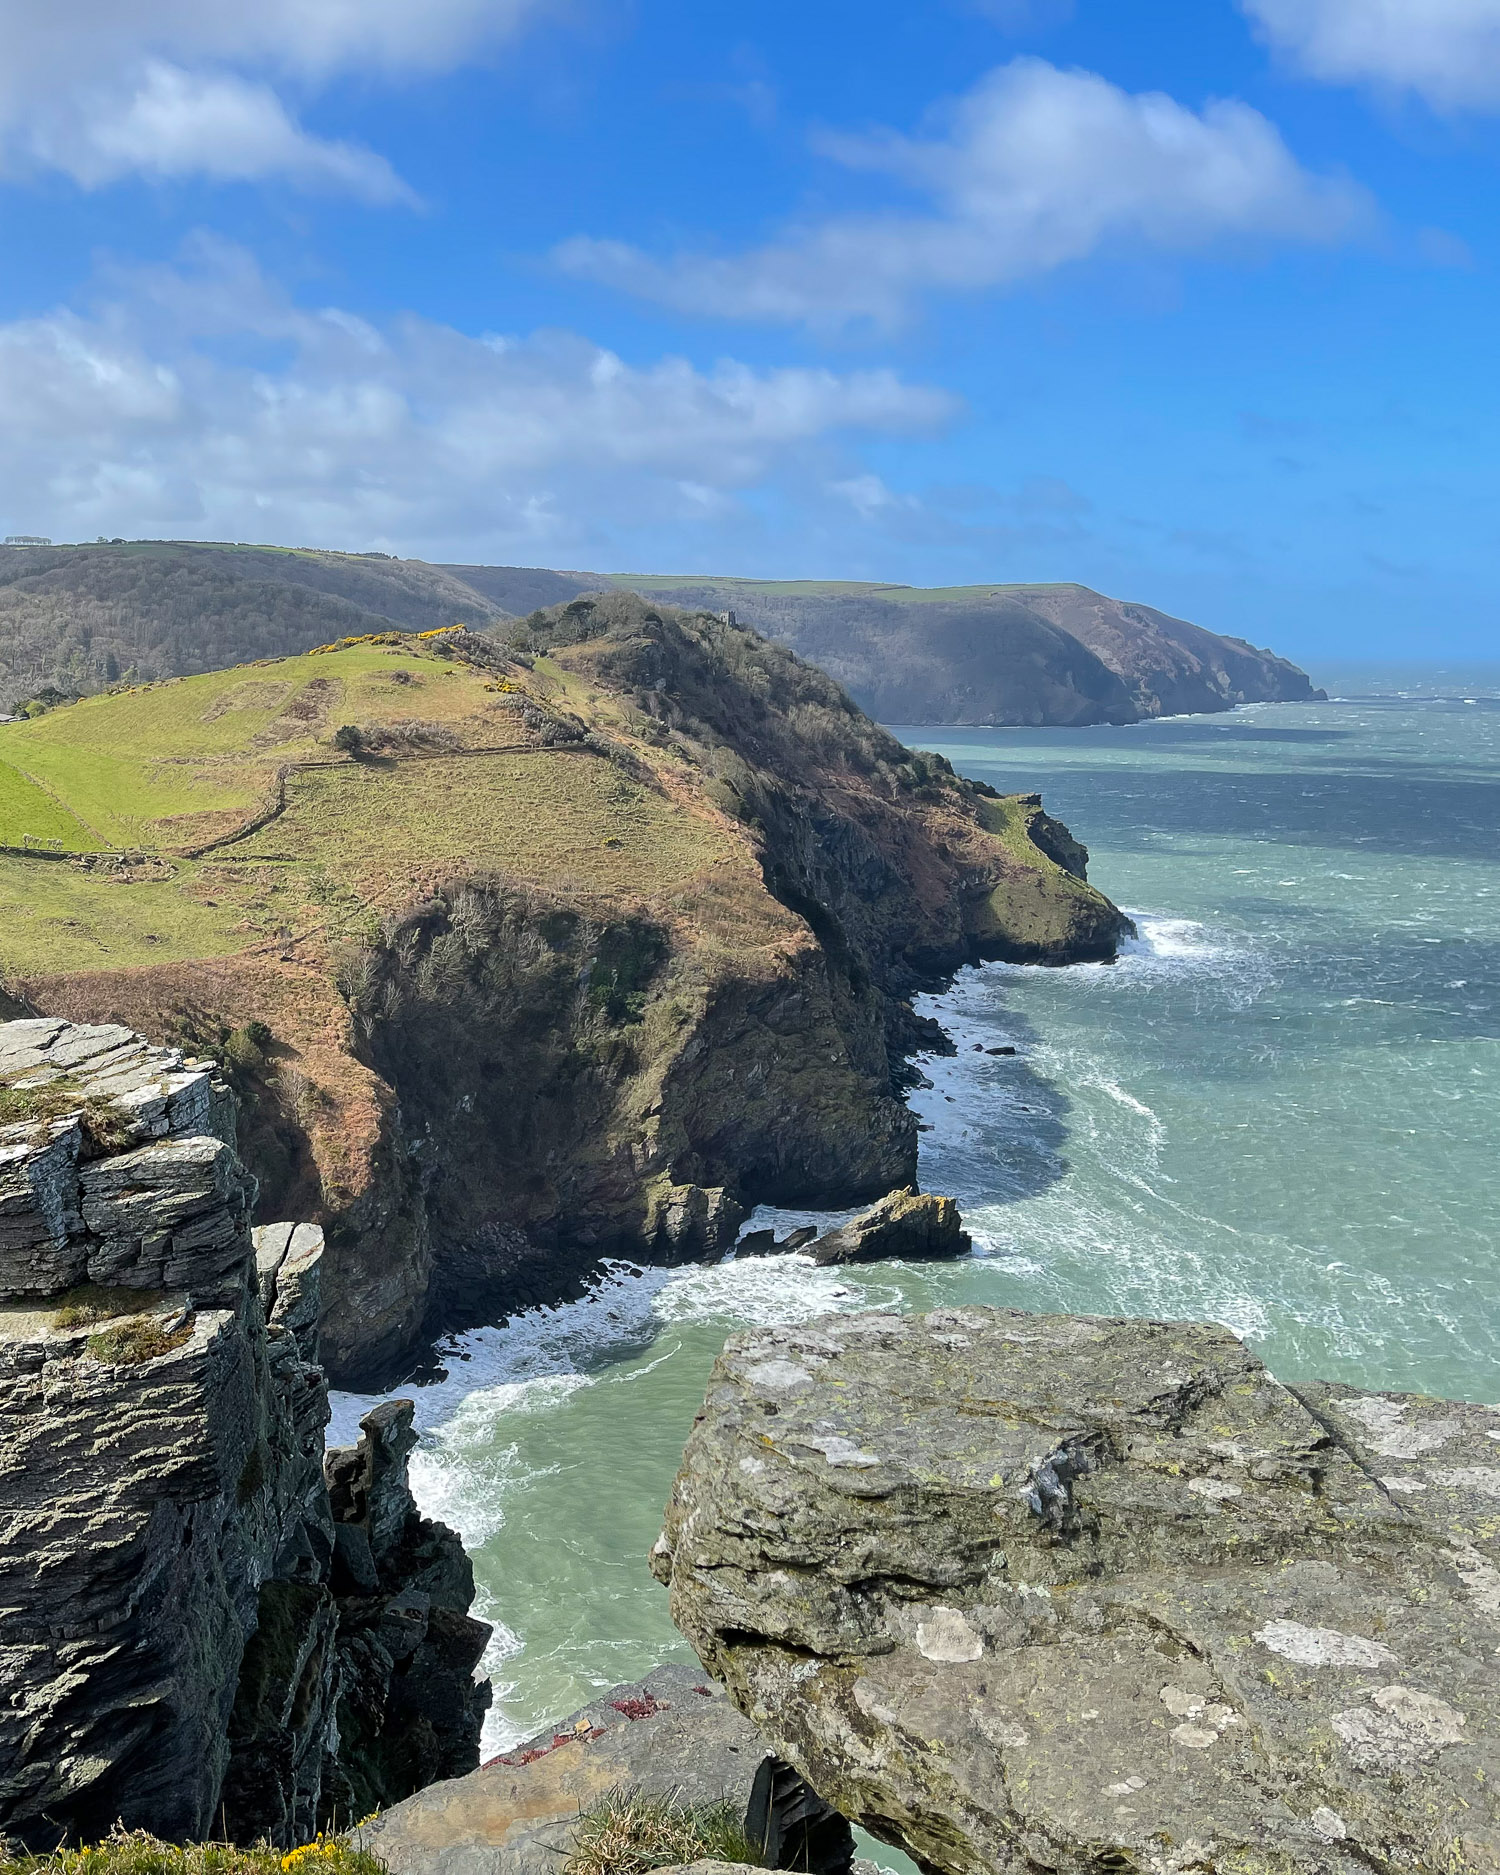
(0, 1017, 488, 1849)
(654, 1306, 1499, 1875)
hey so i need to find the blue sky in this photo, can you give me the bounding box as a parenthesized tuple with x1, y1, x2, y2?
(1, 0, 1498, 663)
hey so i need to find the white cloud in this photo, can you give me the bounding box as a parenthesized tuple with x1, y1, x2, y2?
(23, 62, 414, 200)
(0, 240, 956, 560)
(556, 58, 1371, 328)
(1242, 0, 1500, 111)
(0, 0, 551, 194)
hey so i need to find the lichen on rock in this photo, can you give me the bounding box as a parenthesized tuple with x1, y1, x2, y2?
(653, 1305, 1500, 1875)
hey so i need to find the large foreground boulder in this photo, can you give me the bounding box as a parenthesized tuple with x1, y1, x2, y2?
(653, 1307, 1500, 1875)
(358, 1664, 852, 1875)
(811, 1188, 969, 1265)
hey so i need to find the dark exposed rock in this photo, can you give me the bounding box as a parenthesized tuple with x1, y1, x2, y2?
(359, 1664, 852, 1875)
(0, 1017, 489, 1850)
(654, 1306, 1500, 1875)
(810, 1187, 969, 1265)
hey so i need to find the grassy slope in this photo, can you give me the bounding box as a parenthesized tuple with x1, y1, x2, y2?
(0, 639, 748, 977)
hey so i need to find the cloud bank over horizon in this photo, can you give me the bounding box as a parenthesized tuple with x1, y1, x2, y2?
(0, 241, 956, 561)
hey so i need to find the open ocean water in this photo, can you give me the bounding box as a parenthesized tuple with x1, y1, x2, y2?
(331, 678, 1500, 1759)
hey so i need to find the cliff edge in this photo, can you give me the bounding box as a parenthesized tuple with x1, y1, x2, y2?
(0, 1017, 489, 1849)
(654, 1306, 1498, 1875)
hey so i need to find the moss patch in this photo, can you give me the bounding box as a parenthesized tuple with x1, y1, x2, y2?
(0, 1079, 134, 1155)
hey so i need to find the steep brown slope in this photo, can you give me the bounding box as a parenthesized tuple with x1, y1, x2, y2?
(7, 597, 1129, 1384)
(1017, 582, 1323, 716)
(600, 576, 1322, 723)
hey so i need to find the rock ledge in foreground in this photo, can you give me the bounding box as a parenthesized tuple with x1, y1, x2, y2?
(654, 1305, 1499, 1875)
(359, 1664, 852, 1875)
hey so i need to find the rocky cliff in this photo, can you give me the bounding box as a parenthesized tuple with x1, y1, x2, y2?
(7, 597, 1129, 1383)
(654, 1306, 1499, 1875)
(445, 570, 1322, 726)
(0, 1017, 489, 1850)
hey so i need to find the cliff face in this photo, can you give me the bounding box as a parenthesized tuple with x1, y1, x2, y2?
(0, 1018, 488, 1850)
(7, 600, 1129, 1385)
(654, 1306, 1500, 1875)
(567, 576, 1323, 725)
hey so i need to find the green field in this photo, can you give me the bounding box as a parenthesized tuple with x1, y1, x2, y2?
(0, 760, 101, 850)
(0, 636, 757, 980)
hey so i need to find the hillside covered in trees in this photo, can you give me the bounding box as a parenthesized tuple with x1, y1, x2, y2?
(0, 540, 1319, 725)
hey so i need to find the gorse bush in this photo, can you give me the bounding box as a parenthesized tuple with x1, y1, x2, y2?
(0, 1830, 385, 1875)
(563, 1788, 764, 1875)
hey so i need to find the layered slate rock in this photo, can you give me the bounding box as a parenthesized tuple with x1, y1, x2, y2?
(653, 1307, 1500, 1875)
(810, 1188, 969, 1266)
(359, 1664, 852, 1875)
(0, 1018, 489, 1850)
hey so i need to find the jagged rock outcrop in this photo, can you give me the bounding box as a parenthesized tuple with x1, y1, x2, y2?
(654, 1306, 1500, 1875)
(810, 1188, 969, 1266)
(0, 1017, 489, 1850)
(359, 1664, 853, 1875)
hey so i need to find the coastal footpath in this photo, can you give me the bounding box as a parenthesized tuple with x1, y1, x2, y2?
(653, 1305, 1499, 1875)
(0, 1017, 489, 1849)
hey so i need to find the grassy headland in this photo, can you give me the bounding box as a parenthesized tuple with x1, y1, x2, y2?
(4, 595, 1128, 1384)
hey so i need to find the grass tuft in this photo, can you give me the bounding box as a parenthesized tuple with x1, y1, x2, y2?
(86, 1316, 194, 1365)
(0, 1828, 385, 1875)
(0, 1081, 133, 1155)
(51, 1285, 165, 1329)
(564, 1787, 764, 1875)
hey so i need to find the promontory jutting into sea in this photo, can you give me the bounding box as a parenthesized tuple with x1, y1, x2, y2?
(3, 6, 1497, 1868)
(2, 544, 1495, 1873)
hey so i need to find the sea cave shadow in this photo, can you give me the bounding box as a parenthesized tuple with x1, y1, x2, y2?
(950, 760, 1500, 868)
(912, 985, 1073, 1210)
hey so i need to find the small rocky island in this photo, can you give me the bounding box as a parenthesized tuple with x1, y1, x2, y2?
(0, 1017, 489, 1849)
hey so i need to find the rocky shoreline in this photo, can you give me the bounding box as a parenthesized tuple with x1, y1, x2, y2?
(10, 1019, 1494, 1870)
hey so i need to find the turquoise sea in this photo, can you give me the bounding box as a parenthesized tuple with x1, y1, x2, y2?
(332, 679, 1500, 1758)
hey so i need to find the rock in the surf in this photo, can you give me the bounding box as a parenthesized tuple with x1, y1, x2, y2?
(810, 1187, 969, 1265)
(652, 1305, 1500, 1875)
(357, 1663, 853, 1875)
